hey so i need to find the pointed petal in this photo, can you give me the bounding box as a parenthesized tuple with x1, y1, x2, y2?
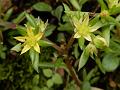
(21, 45, 31, 54)
(73, 19, 81, 30)
(84, 34, 92, 41)
(25, 25, 34, 37)
(34, 43, 40, 53)
(14, 36, 26, 42)
(90, 21, 103, 32)
(74, 32, 81, 38)
(83, 14, 89, 26)
(35, 32, 43, 41)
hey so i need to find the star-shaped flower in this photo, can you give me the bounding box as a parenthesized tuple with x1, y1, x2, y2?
(72, 14, 99, 41)
(14, 19, 47, 54)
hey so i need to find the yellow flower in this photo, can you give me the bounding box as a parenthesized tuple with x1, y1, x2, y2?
(14, 25, 44, 54)
(72, 14, 98, 41)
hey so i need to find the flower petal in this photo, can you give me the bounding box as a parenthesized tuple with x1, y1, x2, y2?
(90, 21, 103, 32)
(34, 43, 40, 53)
(82, 14, 89, 26)
(14, 36, 26, 42)
(84, 34, 92, 41)
(74, 32, 81, 38)
(21, 44, 31, 54)
(35, 32, 43, 41)
(25, 25, 34, 37)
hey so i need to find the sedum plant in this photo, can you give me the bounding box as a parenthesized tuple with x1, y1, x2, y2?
(1, 0, 120, 90)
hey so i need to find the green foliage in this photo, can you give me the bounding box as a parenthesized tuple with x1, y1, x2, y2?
(1, 0, 120, 90)
(102, 54, 119, 72)
(33, 2, 52, 12)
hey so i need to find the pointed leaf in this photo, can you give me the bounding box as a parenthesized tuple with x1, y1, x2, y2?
(69, 0, 80, 10)
(11, 43, 22, 52)
(63, 3, 70, 11)
(44, 24, 56, 37)
(78, 37, 85, 50)
(82, 81, 91, 90)
(102, 26, 110, 46)
(33, 52, 39, 72)
(74, 44, 80, 59)
(13, 11, 25, 24)
(97, 0, 108, 11)
(51, 5, 63, 21)
(4, 8, 13, 21)
(25, 13, 36, 27)
(96, 57, 105, 74)
(78, 47, 89, 70)
(29, 48, 35, 64)
(90, 21, 103, 32)
(38, 40, 53, 47)
(32, 2, 52, 12)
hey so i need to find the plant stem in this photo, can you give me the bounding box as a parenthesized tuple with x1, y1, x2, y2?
(64, 56, 81, 86)
(46, 35, 81, 87)
(64, 35, 81, 86)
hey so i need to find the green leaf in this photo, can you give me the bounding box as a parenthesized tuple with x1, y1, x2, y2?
(44, 24, 56, 37)
(51, 5, 63, 21)
(58, 23, 73, 33)
(109, 6, 120, 15)
(33, 51, 39, 72)
(89, 15, 100, 26)
(52, 73, 63, 84)
(55, 58, 70, 74)
(41, 87, 49, 90)
(86, 67, 98, 81)
(13, 11, 25, 24)
(32, 2, 52, 12)
(90, 21, 104, 32)
(90, 76, 100, 84)
(102, 54, 119, 72)
(74, 44, 80, 59)
(25, 13, 36, 27)
(43, 69, 53, 78)
(29, 49, 39, 72)
(32, 75, 39, 85)
(78, 37, 85, 50)
(96, 57, 105, 74)
(29, 49, 35, 64)
(46, 79, 54, 88)
(32, 86, 41, 90)
(69, 0, 80, 10)
(38, 40, 53, 47)
(102, 26, 110, 46)
(57, 33, 66, 42)
(11, 43, 22, 52)
(4, 8, 13, 21)
(81, 81, 91, 90)
(39, 62, 55, 68)
(63, 3, 70, 11)
(16, 25, 26, 35)
(79, 0, 88, 10)
(78, 47, 89, 70)
(97, 0, 108, 11)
